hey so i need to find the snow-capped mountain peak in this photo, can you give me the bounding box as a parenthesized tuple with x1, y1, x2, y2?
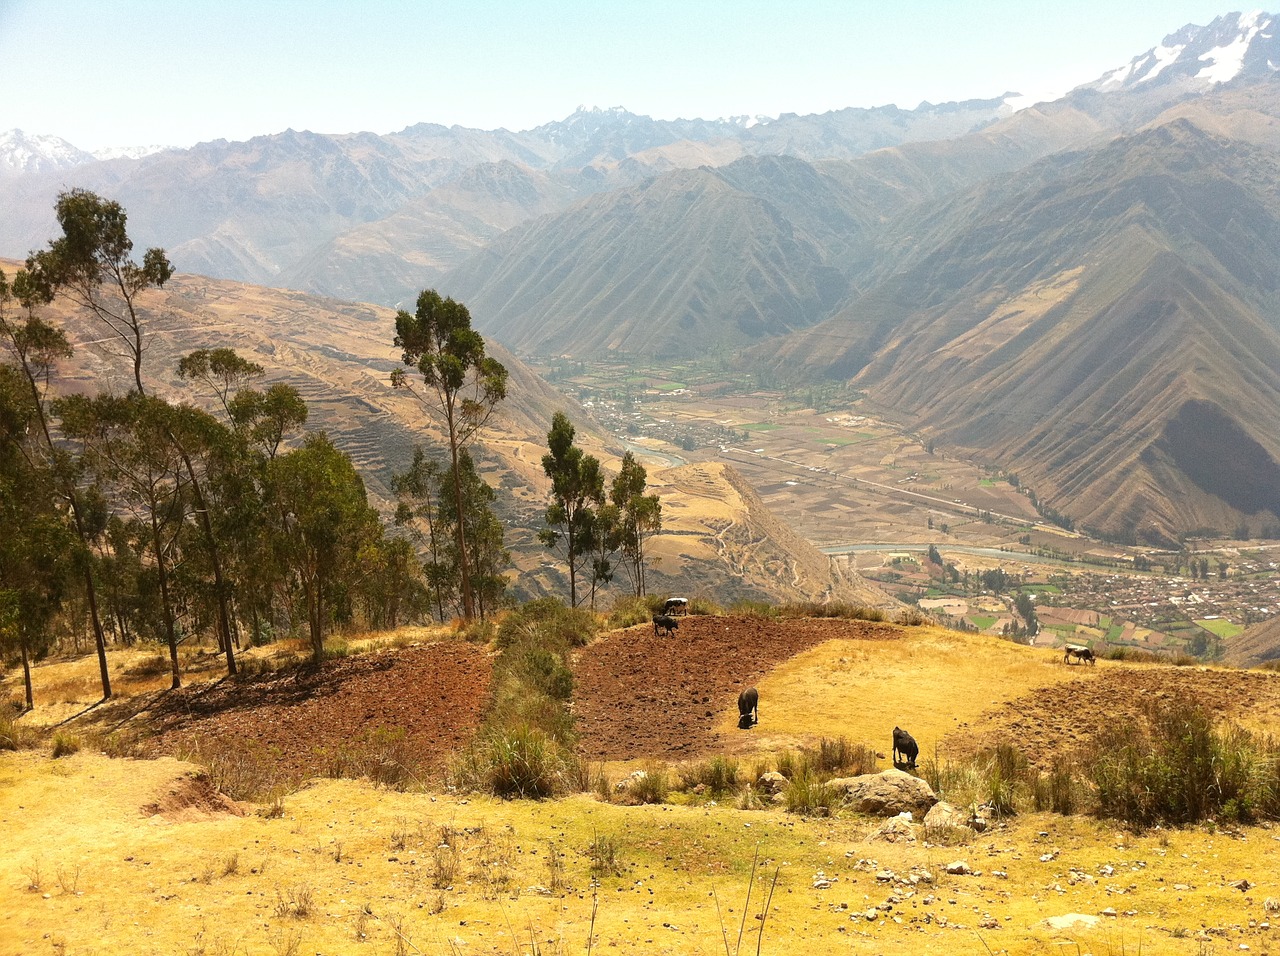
(1083, 10, 1279, 93)
(0, 129, 94, 175)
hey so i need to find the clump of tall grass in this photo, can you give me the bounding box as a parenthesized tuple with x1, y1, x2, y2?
(0, 710, 40, 751)
(678, 755, 741, 797)
(606, 595, 657, 629)
(615, 763, 669, 805)
(784, 766, 837, 816)
(451, 725, 580, 799)
(921, 743, 1034, 817)
(803, 736, 878, 776)
(776, 602, 887, 622)
(1090, 693, 1280, 828)
(320, 728, 422, 790)
(728, 599, 777, 619)
(176, 735, 291, 802)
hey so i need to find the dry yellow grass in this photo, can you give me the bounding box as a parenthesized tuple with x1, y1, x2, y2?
(3, 747, 1277, 956)
(726, 626, 1096, 754)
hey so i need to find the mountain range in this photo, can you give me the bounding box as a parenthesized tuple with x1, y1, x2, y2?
(4, 11, 1280, 545)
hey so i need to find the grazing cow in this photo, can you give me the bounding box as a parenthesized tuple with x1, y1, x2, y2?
(652, 614, 679, 636)
(663, 597, 689, 615)
(893, 726, 919, 769)
(1064, 644, 1096, 666)
(738, 687, 759, 729)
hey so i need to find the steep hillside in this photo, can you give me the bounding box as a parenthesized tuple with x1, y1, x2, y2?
(5, 262, 872, 605)
(443, 162, 852, 356)
(1226, 616, 1280, 667)
(764, 119, 1280, 542)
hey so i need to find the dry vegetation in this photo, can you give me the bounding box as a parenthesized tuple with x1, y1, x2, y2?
(5, 617, 1280, 954)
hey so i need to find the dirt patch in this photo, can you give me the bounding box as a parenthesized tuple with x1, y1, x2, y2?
(572, 616, 900, 760)
(141, 771, 247, 821)
(142, 641, 492, 783)
(950, 665, 1280, 768)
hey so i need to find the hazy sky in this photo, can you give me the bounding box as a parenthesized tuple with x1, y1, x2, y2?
(0, 0, 1243, 150)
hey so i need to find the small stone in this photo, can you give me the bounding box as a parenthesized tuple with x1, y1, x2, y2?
(1101, 907, 1118, 918)
(945, 861, 971, 876)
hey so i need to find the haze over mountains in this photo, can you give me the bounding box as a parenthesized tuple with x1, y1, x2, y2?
(4, 11, 1280, 546)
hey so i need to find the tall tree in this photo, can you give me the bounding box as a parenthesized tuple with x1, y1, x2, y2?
(0, 363, 75, 710)
(436, 449, 509, 620)
(393, 446, 453, 622)
(540, 412, 604, 608)
(392, 290, 508, 620)
(25, 188, 173, 395)
(268, 433, 378, 661)
(0, 269, 113, 699)
(56, 393, 190, 689)
(610, 451, 662, 597)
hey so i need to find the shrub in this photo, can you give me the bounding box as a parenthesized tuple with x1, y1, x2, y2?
(176, 735, 290, 802)
(588, 832, 625, 878)
(607, 596, 655, 629)
(618, 763, 669, 805)
(321, 728, 421, 790)
(922, 744, 1033, 816)
(686, 596, 722, 616)
(777, 602, 886, 621)
(507, 643, 573, 701)
(51, 733, 81, 759)
(1090, 693, 1280, 828)
(495, 598, 597, 650)
(895, 607, 930, 626)
(1031, 756, 1082, 815)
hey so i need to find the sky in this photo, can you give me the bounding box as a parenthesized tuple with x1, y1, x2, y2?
(0, 0, 1248, 151)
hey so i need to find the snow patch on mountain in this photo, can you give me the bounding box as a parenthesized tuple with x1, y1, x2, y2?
(1196, 10, 1269, 83)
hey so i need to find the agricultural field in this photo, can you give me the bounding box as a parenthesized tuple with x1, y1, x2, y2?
(536, 357, 1280, 660)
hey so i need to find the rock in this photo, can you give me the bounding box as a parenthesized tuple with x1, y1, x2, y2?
(945, 861, 971, 876)
(756, 771, 788, 795)
(1041, 914, 1101, 931)
(1231, 880, 1253, 892)
(827, 769, 938, 817)
(978, 916, 1000, 929)
(868, 817, 919, 844)
(875, 870, 895, 882)
(615, 770, 648, 793)
(1101, 907, 1118, 918)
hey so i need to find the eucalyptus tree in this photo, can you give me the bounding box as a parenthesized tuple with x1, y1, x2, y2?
(0, 364, 75, 709)
(392, 290, 508, 620)
(540, 412, 604, 608)
(0, 269, 113, 699)
(436, 449, 509, 620)
(55, 393, 190, 689)
(393, 446, 453, 621)
(610, 452, 662, 597)
(25, 188, 173, 395)
(267, 433, 379, 661)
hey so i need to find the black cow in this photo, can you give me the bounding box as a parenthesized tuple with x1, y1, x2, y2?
(663, 597, 689, 615)
(652, 614, 679, 636)
(893, 726, 919, 769)
(738, 687, 759, 729)
(1064, 644, 1095, 665)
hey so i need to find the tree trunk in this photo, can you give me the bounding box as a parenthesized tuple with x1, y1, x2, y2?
(447, 437, 474, 619)
(20, 634, 33, 711)
(149, 508, 182, 690)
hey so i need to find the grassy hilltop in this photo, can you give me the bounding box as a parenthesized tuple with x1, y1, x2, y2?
(6, 608, 1280, 955)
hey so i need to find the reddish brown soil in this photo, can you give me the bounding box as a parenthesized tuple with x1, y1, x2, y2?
(144, 641, 492, 784)
(953, 665, 1280, 768)
(141, 618, 899, 777)
(571, 615, 900, 761)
